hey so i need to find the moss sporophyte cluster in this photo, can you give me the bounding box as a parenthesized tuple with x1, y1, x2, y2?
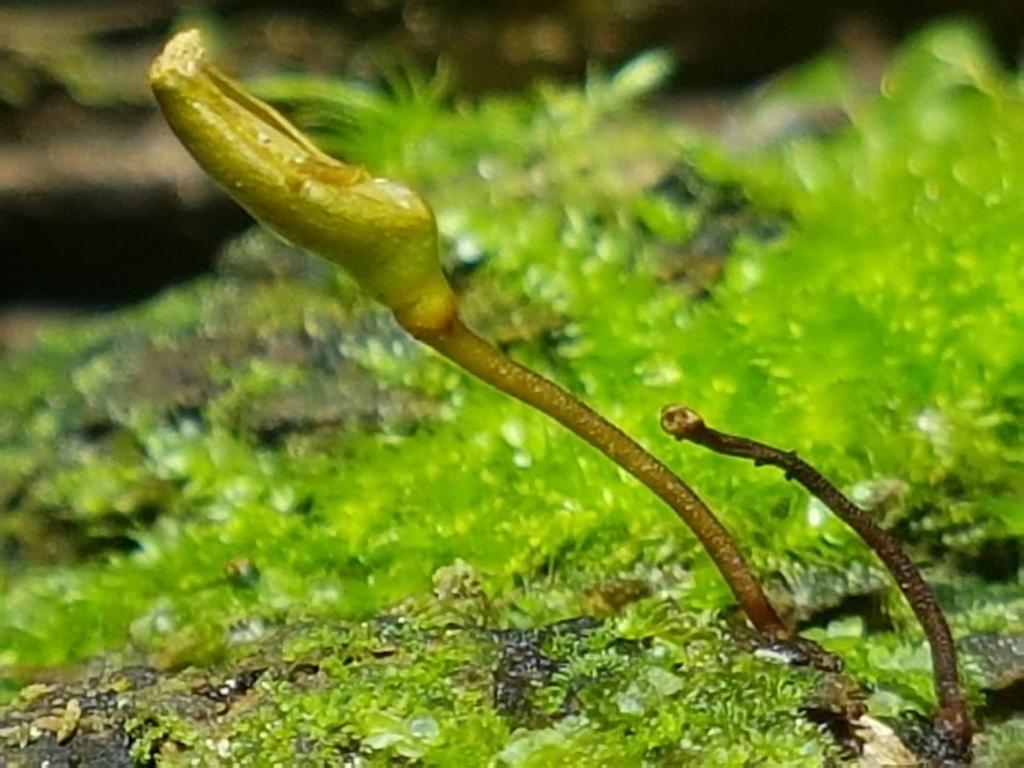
(2, 21, 1023, 766)
(148, 28, 979, 762)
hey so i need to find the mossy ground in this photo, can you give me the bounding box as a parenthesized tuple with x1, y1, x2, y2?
(1, 21, 1022, 766)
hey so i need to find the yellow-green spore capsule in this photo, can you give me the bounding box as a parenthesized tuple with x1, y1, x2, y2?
(149, 30, 456, 335)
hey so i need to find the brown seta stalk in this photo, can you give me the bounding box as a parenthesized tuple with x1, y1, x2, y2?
(660, 404, 972, 762)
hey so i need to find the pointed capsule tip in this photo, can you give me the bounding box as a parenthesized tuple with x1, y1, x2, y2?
(150, 29, 205, 85)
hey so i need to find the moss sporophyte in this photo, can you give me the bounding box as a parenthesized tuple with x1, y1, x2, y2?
(150, 31, 972, 761)
(149, 28, 787, 642)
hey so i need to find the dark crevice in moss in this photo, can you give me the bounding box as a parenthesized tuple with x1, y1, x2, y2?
(977, 680, 1024, 725)
(491, 616, 606, 725)
(800, 706, 862, 762)
(797, 591, 893, 635)
(644, 162, 790, 299)
(192, 667, 266, 707)
(954, 539, 1021, 584)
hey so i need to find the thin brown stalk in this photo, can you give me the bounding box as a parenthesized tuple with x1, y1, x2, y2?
(660, 404, 972, 760)
(414, 316, 790, 639)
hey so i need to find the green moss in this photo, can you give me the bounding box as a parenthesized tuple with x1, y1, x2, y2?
(2, 20, 1023, 764)
(2, 596, 839, 766)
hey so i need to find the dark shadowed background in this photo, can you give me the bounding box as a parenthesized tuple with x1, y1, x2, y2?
(1, 0, 1021, 339)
